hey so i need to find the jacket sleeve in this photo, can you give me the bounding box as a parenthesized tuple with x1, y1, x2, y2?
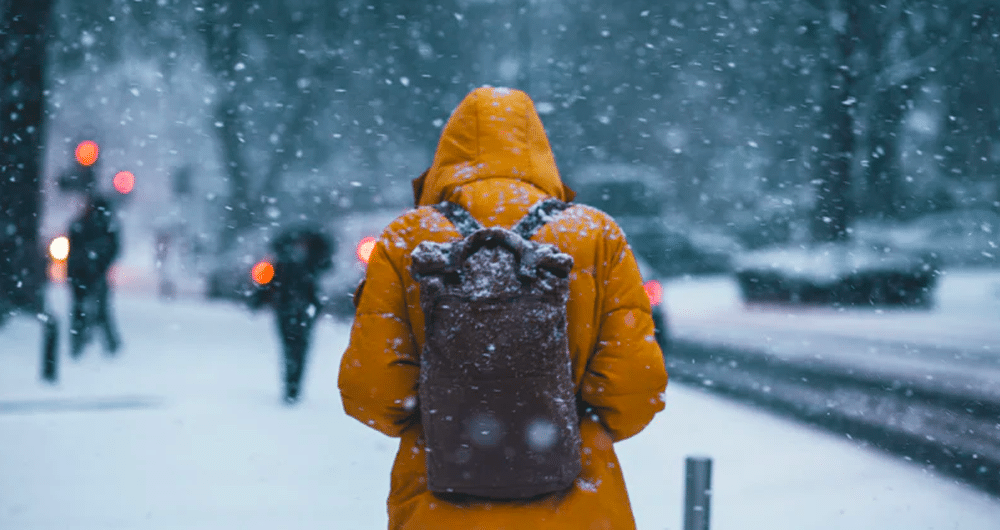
(338, 239, 420, 438)
(579, 226, 668, 442)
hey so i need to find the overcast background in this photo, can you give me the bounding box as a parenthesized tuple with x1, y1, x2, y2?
(26, 0, 1000, 257)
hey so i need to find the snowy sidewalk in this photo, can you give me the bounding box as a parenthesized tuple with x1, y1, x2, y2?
(2, 288, 999, 529)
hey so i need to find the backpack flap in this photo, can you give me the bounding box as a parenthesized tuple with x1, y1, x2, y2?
(412, 227, 573, 300)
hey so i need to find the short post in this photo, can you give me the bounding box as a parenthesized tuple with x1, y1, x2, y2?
(683, 456, 712, 530)
(39, 312, 59, 383)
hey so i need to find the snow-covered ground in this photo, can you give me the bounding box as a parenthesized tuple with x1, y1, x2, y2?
(2, 281, 1000, 529)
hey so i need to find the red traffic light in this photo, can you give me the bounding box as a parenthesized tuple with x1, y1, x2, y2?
(75, 141, 99, 166)
(251, 261, 275, 285)
(113, 171, 135, 194)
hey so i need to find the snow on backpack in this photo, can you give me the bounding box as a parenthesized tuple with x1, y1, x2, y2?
(410, 198, 582, 499)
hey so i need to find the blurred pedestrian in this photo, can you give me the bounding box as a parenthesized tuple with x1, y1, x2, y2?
(250, 226, 333, 404)
(338, 87, 668, 529)
(67, 194, 121, 357)
(154, 229, 176, 300)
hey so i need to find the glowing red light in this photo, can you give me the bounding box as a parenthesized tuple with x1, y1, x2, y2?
(107, 265, 125, 287)
(75, 140, 99, 166)
(113, 171, 135, 194)
(251, 261, 274, 285)
(356, 236, 377, 265)
(643, 280, 663, 307)
(48, 262, 67, 283)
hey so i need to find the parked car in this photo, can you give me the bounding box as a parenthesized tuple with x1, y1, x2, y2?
(204, 225, 276, 303)
(854, 208, 1000, 269)
(734, 242, 939, 307)
(322, 208, 405, 319)
(325, 210, 671, 349)
(319, 205, 671, 350)
(622, 216, 737, 277)
(570, 163, 736, 277)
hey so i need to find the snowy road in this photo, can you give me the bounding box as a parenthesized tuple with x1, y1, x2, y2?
(664, 270, 1000, 409)
(660, 269, 1000, 499)
(2, 284, 1000, 529)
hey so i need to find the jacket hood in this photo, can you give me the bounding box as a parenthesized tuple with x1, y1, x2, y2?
(413, 86, 575, 206)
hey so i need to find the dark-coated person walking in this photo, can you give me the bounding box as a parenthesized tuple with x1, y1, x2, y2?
(67, 194, 121, 357)
(251, 226, 333, 404)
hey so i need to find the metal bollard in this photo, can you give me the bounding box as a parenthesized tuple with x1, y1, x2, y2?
(39, 312, 59, 383)
(683, 456, 712, 530)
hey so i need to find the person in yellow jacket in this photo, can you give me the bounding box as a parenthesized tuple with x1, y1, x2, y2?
(339, 86, 668, 529)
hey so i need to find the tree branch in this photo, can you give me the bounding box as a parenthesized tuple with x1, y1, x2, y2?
(873, 3, 987, 90)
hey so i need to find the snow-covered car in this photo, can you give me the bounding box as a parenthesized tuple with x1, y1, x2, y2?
(734, 242, 939, 307)
(620, 216, 736, 277)
(569, 164, 736, 277)
(854, 208, 1000, 269)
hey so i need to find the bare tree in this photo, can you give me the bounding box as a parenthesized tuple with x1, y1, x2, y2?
(198, 0, 349, 250)
(803, 0, 993, 240)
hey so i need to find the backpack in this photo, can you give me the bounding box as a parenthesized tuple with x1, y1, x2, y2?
(409, 198, 582, 499)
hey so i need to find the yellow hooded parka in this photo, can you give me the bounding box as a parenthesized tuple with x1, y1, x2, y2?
(339, 86, 668, 529)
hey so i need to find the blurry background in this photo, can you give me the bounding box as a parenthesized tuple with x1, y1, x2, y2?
(3, 1, 998, 296)
(4, 3, 1000, 527)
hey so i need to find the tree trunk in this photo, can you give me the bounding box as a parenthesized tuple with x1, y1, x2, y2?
(810, 0, 857, 243)
(201, 2, 254, 252)
(0, 0, 55, 315)
(863, 84, 914, 220)
(215, 95, 254, 252)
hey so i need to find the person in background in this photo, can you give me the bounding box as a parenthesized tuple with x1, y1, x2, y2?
(250, 226, 333, 404)
(67, 194, 121, 357)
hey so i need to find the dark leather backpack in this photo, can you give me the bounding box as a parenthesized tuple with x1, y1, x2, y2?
(410, 198, 582, 499)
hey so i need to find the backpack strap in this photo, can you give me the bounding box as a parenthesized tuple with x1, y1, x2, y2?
(433, 198, 570, 240)
(512, 198, 572, 240)
(432, 201, 483, 237)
